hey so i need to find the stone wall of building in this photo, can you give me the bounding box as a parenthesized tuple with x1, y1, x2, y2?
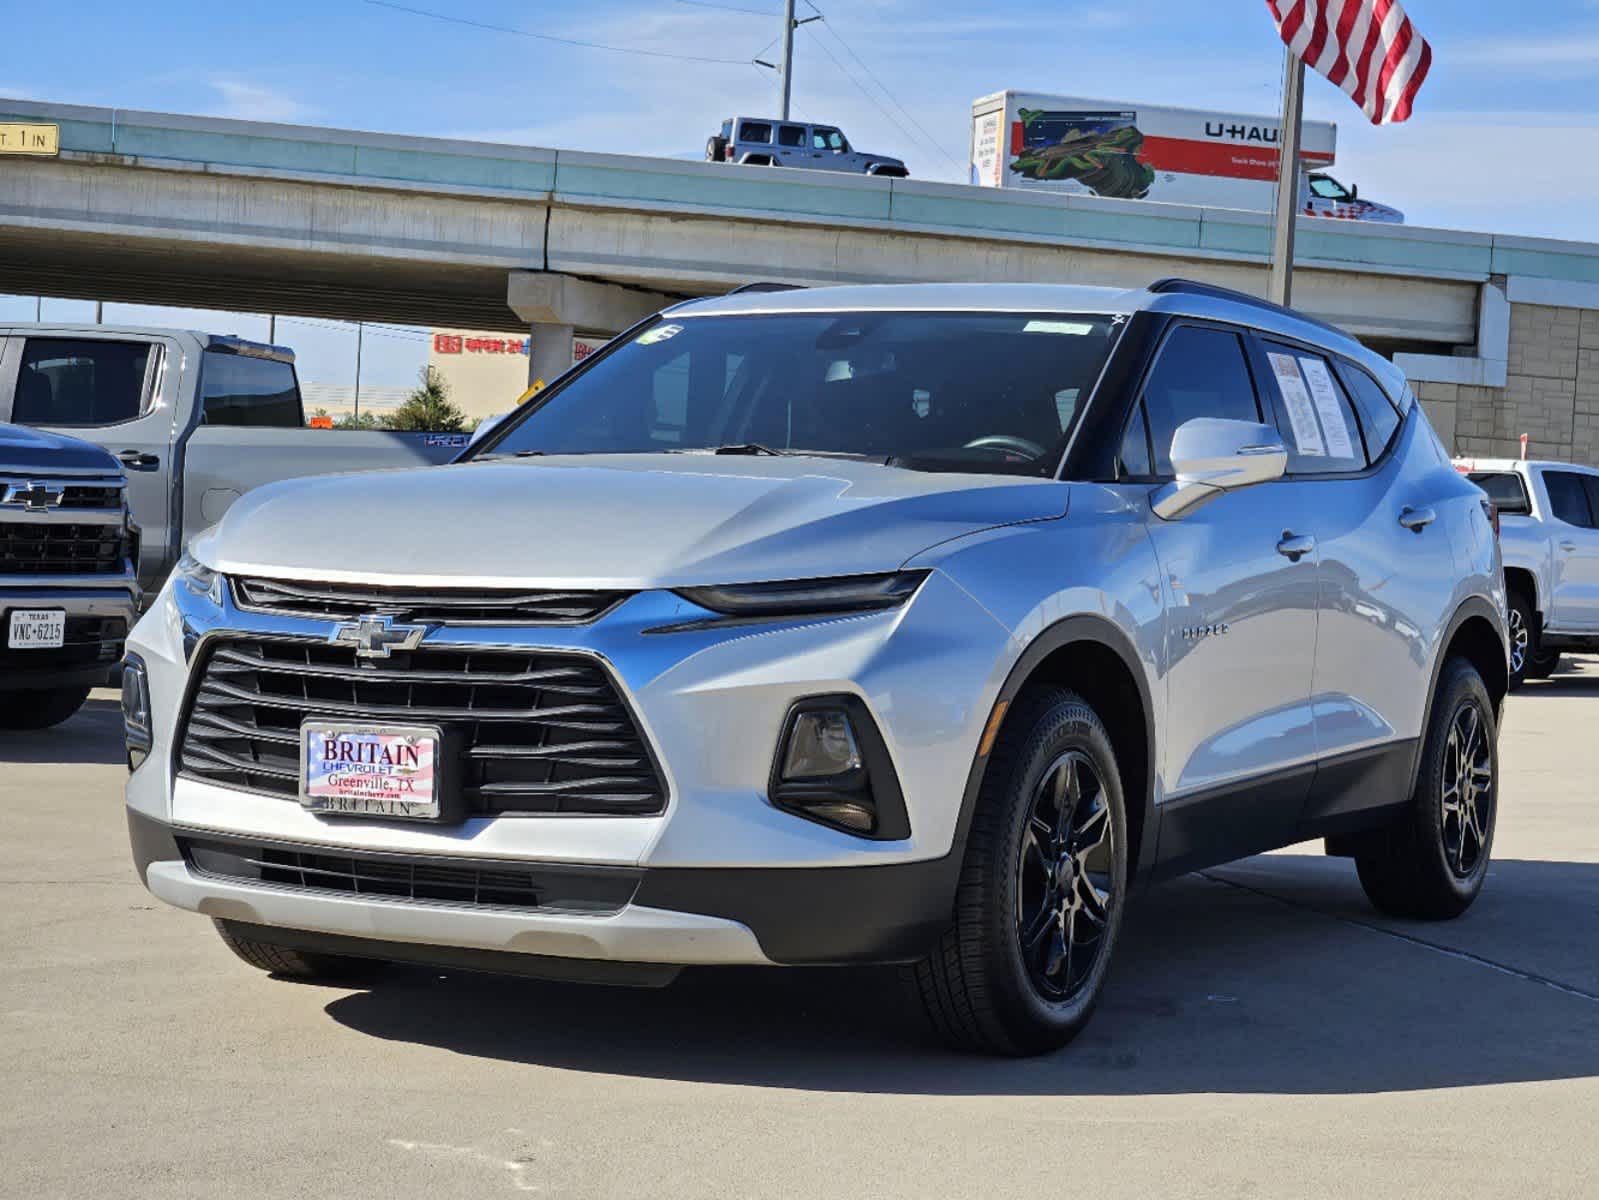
(1414, 302, 1599, 464)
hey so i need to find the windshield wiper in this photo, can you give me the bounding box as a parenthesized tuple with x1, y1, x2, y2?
(710, 443, 789, 457)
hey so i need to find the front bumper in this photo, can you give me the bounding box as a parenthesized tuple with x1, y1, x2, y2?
(126, 571, 1015, 969)
(0, 582, 139, 691)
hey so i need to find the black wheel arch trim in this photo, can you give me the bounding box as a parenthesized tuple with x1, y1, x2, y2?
(1410, 595, 1507, 797)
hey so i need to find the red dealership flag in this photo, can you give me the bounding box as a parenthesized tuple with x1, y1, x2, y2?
(1265, 0, 1433, 124)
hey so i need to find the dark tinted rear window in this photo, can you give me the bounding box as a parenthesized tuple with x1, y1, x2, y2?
(200, 352, 302, 427)
(1467, 472, 1530, 515)
(1340, 365, 1402, 459)
(1543, 470, 1595, 528)
(14, 338, 152, 426)
(738, 122, 772, 144)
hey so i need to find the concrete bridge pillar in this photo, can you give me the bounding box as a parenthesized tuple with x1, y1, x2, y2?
(507, 271, 673, 389)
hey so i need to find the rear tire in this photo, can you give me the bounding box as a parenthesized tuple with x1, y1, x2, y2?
(213, 919, 387, 983)
(1526, 650, 1561, 680)
(1355, 657, 1497, 920)
(0, 686, 91, 730)
(903, 688, 1128, 1056)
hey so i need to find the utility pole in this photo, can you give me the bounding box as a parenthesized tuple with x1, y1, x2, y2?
(354, 322, 364, 421)
(779, 0, 797, 120)
(1267, 47, 1306, 308)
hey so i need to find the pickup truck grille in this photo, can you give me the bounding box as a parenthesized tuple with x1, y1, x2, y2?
(0, 481, 124, 510)
(232, 576, 629, 625)
(0, 521, 128, 575)
(177, 637, 667, 817)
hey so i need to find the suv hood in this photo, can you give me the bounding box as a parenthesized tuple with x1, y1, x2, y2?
(0, 422, 123, 475)
(202, 454, 1069, 589)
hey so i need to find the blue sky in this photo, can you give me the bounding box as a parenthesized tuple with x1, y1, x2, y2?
(4, 0, 1598, 387)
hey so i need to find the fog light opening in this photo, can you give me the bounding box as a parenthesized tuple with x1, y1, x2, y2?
(781, 709, 863, 780)
(769, 696, 911, 841)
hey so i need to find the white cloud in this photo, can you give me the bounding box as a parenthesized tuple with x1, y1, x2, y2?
(207, 79, 311, 123)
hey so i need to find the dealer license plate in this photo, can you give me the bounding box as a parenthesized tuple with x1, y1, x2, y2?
(300, 722, 442, 821)
(8, 609, 65, 650)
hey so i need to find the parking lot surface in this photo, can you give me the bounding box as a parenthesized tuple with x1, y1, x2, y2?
(4, 669, 1598, 1199)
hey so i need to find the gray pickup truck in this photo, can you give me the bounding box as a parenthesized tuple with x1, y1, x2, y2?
(0, 423, 138, 729)
(0, 324, 468, 593)
(1459, 457, 1599, 687)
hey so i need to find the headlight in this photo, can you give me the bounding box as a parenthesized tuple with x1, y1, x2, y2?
(675, 571, 928, 619)
(121, 653, 153, 771)
(173, 551, 225, 605)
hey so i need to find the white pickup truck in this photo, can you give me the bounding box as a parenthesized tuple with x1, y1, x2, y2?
(0, 324, 469, 593)
(1458, 458, 1599, 687)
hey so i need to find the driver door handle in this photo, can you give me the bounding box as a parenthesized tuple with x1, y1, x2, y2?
(1399, 505, 1436, 532)
(1277, 532, 1315, 562)
(117, 450, 160, 471)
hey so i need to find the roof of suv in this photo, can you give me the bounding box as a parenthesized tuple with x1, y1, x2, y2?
(669, 282, 1407, 402)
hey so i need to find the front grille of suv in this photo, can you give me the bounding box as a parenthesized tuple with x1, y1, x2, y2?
(176, 637, 667, 817)
(178, 834, 641, 913)
(0, 521, 128, 575)
(232, 576, 630, 625)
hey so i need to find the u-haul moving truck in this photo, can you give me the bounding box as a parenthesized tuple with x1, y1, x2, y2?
(970, 90, 1403, 223)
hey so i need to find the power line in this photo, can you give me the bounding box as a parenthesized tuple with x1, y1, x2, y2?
(800, 1, 965, 174)
(365, 0, 757, 66)
(797, 24, 950, 171)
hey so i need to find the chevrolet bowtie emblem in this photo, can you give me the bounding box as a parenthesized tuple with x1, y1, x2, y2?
(11, 482, 64, 511)
(329, 614, 427, 660)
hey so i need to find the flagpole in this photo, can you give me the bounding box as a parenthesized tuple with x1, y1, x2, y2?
(1268, 46, 1306, 308)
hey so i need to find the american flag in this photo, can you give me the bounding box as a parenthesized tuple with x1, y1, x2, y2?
(1265, 0, 1433, 125)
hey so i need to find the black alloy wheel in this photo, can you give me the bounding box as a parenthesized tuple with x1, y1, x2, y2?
(1439, 700, 1493, 879)
(1016, 751, 1115, 1002)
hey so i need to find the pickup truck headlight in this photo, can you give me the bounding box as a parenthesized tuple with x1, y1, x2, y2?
(675, 571, 928, 619)
(121, 653, 153, 772)
(173, 551, 225, 606)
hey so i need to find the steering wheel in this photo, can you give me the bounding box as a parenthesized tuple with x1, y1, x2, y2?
(962, 434, 1047, 459)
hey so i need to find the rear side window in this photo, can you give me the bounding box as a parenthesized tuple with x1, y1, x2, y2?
(13, 338, 153, 426)
(1139, 326, 1261, 476)
(738, 121, 772, 144)
(1467, 472, 1531, 516)
(200, 352, 303, 427)
(1543, 470, 1596, 528)
(1340, 365, 1402, 460)
(1257, 343, 1366, 474)
(778, 125, 806, 147)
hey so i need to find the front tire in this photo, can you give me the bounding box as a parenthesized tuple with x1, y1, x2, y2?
(0, 686, 91, 730)
(905, 688, 1128, 1055)
(213, 919, 387, 983)
(1355, 657, 1497, 919)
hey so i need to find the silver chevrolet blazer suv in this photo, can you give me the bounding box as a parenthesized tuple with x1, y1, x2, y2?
(123, 279, 1507, 1055)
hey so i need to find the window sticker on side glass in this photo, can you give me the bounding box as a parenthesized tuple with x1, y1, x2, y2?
(636, 324, 684, 346)
(1268, 352, 1326, 456)
(1297, 357, 1356, 459)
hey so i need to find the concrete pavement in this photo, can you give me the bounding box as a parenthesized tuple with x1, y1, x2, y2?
(3, 670, 1597, 1199)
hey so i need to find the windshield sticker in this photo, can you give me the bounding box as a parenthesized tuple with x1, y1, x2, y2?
(1298, 357, 1356, 459)
(636, 324, 684, 346)
(1023, 319, 1097, 335)
(1268, 352, 1325, 456)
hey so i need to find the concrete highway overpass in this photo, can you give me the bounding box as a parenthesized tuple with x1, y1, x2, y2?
(4, 97, 1599, 460)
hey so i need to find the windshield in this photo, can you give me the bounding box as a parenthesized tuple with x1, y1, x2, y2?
(1310, 175, 1352, 200)
(472, 311, 1122, 475)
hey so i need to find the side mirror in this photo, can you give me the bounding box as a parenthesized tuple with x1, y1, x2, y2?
(1350, 183, 1359, 200)
(1151, 418, 1287, 520)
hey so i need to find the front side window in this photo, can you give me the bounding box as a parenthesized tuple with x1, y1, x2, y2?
(199, 352, 303, 427)
(473, 312, 1123, 476)
(812, 128, 848, 151)
(1258, 342, 1366, 475)
(738, 121, 772, 144)
(13, 338, 153, 426)
(1542, 470, 1595, 528)
(1140, 326, 1261, 477)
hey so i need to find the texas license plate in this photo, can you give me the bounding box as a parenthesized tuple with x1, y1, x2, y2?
(300, 722, 442, 821)
(8, 609, 65, 650)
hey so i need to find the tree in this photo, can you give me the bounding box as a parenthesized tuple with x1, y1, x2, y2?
(334, 410, 382, 430)
(385, 366, 469, 433)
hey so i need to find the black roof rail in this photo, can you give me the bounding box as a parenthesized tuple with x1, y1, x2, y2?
(1148, 277, 1349, 340)
(726, 282, 806, 296)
